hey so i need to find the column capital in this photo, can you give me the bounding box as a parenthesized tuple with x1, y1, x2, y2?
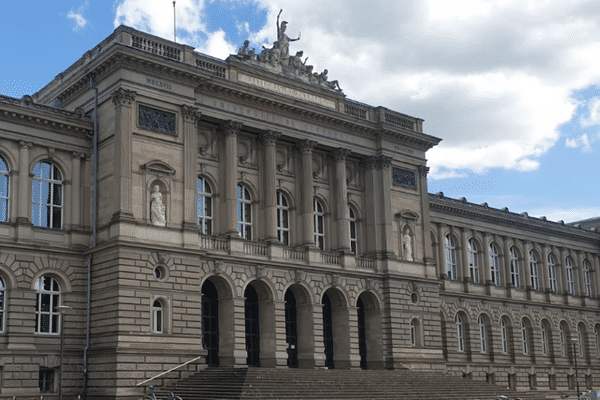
(295, 139, 318, 154)
(258, 130, 281, 145)
(19, 141, 32, 149)
(359, 154, 392, 170)
(71, 152, 86, 160)
(329, 147, 351, 161)
(181, 104, 201, 122)
(418, 165, 430, 177)
(218, 120, 243, 136)
(111, 87, 136, 107)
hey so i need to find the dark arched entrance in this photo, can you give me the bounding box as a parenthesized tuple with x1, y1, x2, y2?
(285, 290, 299, 368)
(322, 292, 335, 368)
(357, 297, 367, 369)
(245, 284, 260, 367)
(357, 291, 383, 369)
(201, 279, 219, 367)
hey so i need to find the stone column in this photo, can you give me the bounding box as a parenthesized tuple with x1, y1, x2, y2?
(17, 141, 32, 224)
(503, 237, 512, 288)
(219, 296, 247, 367)
(181, 105, 201, 230)
(558, 247, 568, 294)
(460, 227, 469, 281)
(260, 299, 287, 368)
(259, 131, 281, 242)
(523, 241, 533, 290)
(219, 120, 242, 236)
(593, 254, 600, 299)
(110, 88, 136, 222)
(575, 250, 584, 296)
(331, 148, 351, 251)
(540, 244, 550, 293)
(437, 223, 447, 278)
(418, 166, 434, 267)
(70, 152, 85, 229)
(296, 139, 317, 246)
(482, 232, 492, 284)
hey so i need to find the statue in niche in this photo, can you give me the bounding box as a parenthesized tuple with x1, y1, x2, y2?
(150, 185, 166, 226)
(403, 228, 413, 261)
(277, 9, 300, 60)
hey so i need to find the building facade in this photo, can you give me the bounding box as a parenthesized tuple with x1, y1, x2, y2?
(0, 25, 597, 399)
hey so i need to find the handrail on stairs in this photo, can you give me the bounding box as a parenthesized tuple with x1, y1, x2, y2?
(136, 356, 204, 387)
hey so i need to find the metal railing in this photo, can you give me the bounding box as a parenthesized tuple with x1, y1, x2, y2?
(136, 355, 204, 387)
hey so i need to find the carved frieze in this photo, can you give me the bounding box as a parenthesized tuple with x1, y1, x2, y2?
(138, 105, 176, 134)
(392, 167, 416, 189)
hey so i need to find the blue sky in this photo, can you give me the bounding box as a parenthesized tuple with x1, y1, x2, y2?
(1, 0, 599, 223)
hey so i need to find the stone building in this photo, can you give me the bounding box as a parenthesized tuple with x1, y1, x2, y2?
(0, 24, 597, 399)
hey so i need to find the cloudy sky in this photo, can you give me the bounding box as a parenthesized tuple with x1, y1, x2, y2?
(1, 0, 599, 222)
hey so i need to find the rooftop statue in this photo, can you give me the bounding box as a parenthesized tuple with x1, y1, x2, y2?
(233, 9, 343, 93)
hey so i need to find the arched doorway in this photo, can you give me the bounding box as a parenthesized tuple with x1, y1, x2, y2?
(285, 284, 315, 368)
(357, 291, 383, 369)
(245, 284, 260, 367)
(201, 279, 219, 367)
(322, 292, 334, 368)
(285, 290, 298, 368)
(322, 288, 350, 369)
(357, 297, 367, 369)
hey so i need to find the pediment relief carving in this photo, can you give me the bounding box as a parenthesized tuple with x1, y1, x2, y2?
(141, 160, 176, 176)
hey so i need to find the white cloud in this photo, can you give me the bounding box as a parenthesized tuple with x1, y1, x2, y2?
(580, 97, 600, 127)
(195, 29, 237, 60)
(66, 1, 90, 31)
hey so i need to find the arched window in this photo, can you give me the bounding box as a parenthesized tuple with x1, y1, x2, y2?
(577, 324, 584, 357)
(529, 251, 539, 291)
(595, 326, 600, 357)
(521, 319, 529, 355)
(468, 240, 479, 283)
(540, 322, 548, 356)
(35, 275, 61, 334)
(32, 162, 63, 229)
(314, 199, 325, 250)
(478, 315, 487, 353)
(197, 177, 212, 235)
(509, 248, 520, 288)
(565, 258, 575, 295)
(500, 318, 509, 354)
(276, 191, 290, 245)
(349, 207, 358, 254)
(411, 318, 421, 347)
(559, 323, 567, 357)
(490, 244, 501, 286)
(0, 155, 9, 222)
(455, 314, 465, 352)
(548, 255, 557, 293)
(237, 185, 252, 240)
(583, 261, 592, 297)
(0, 276, 4, 333)
(153, 300, 163, 334)
(444, 235, 457, 280)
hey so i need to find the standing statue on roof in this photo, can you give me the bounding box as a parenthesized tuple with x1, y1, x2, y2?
(277, 9, 300, 60)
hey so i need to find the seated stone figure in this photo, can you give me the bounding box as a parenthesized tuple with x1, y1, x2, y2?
(317, 69, 342, 91)
(236, 40, 255, 60)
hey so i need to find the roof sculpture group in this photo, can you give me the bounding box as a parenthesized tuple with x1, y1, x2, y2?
(234, 10, 343, 93)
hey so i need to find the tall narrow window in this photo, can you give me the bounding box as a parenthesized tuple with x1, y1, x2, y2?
(577, 325, 584, 357)
(349, 207, 358, 254)
(521, 320, 529, 355)
(468, 240, 479, 283)
(444, 235, 457, 280)
(540, 323, 548, 356)
(490, 244, 501, 286)
(39, 369, 54, 393)
(595, 326, 600, 357)
(197, 177, 212, 235)
(478, 315, 487, 353)
(237, 185, 252, 240)
(153, 300, 163, 333)
(32, 162, 63, 229)
(566, 258, 575, 295)
(0, 155, 9, 222)
(314, 199, 325, 250)
(548, 255, 557, 293)
(583, 261, 592, 297)
(0, 276, 4, 333)
(411, 318, 420, 347)
(35, 275, 61, 334)
(510, 248, 520, 288)
(559, 324, 567, 357)
(276, 191, 290, 245)
(529, 251, 539, 291)
(455, 314, 464, 352)
(501, 318, 509, 354)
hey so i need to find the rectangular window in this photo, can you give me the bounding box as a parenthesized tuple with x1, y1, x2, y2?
(39, 369, 54, 393)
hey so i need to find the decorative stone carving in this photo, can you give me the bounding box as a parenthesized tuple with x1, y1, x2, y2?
(295, 270, 306, 283)
(150, 185, 166, 226)
(330, 148, 351, 161)
(139, 105, 176, 134)
(258, 130, 281, 145)
(236, 40, 256, 61)
(331, 274, 341, 287)
(218, 120, 242, 136)
(392, 167, 416, 188)
(295, 139, 317, 154)
(181, 104, 201, 122)
(360, 155, 392, 170)
(255, 265, 265, 278)
(213, 260, 223, 274)
(418, 165, 430, 177)
(111, 87, 136, 107)
(157, 252, 167, 264)
(403, 228, 413, 262)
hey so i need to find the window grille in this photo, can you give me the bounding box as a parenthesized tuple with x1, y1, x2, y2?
(32, 162, 63, 229)
(35, 276, 61, 334)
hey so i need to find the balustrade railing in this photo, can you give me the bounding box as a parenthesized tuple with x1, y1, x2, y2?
(196, 58, 227, 78)
(356, 257, 376, 271)
(132, 35, 181, 61)
(384, 112, 415, 130)
(283, 247, 307, 261)
(244, 242, 268, 256)
(321, 251, 341, 265)
(199, 235, 229, 252)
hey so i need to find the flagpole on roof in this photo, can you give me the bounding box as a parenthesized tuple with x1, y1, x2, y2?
(173, 1, 177, 42)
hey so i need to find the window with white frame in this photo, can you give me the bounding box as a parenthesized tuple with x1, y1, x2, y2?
(529, 251, 539, 291)
(490, 244, 501, 286)
(197, 177, 212, 235)
(153, 300, 163, 333)
(521, 319, 529, 355)
(349, 207, 358, 254)
(548, 255, 558, 293)
(566, 258, 575, 295)
(509, 248, 520, 288)
(0, 276, 4, 333)
(32, 161, 63, 229)
(444, 235, 457, 280)
(500, 318, 509, 354)
(583, 261, 592, 297)
(540, 322, 548, 356)
(455, 314, 464, 352)
(468, 240, 479, 283)
(276, 191, 290, 245)
(35, 275, 61, 334)
(314, 199, 325, 250)
(577, 325, 584, 357)
(0, 155, 9, 222)
(478, 315, 487, 353)
(559, 323, 567, 357)
(237, 185, 252, 240)
(411, 318, 421, 347)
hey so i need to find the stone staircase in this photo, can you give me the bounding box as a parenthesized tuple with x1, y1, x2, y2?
(146, 368, 564, 400)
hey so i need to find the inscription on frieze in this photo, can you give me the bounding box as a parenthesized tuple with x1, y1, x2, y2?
(392, 168, 416, 189)
(138, 105, 176, 134)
